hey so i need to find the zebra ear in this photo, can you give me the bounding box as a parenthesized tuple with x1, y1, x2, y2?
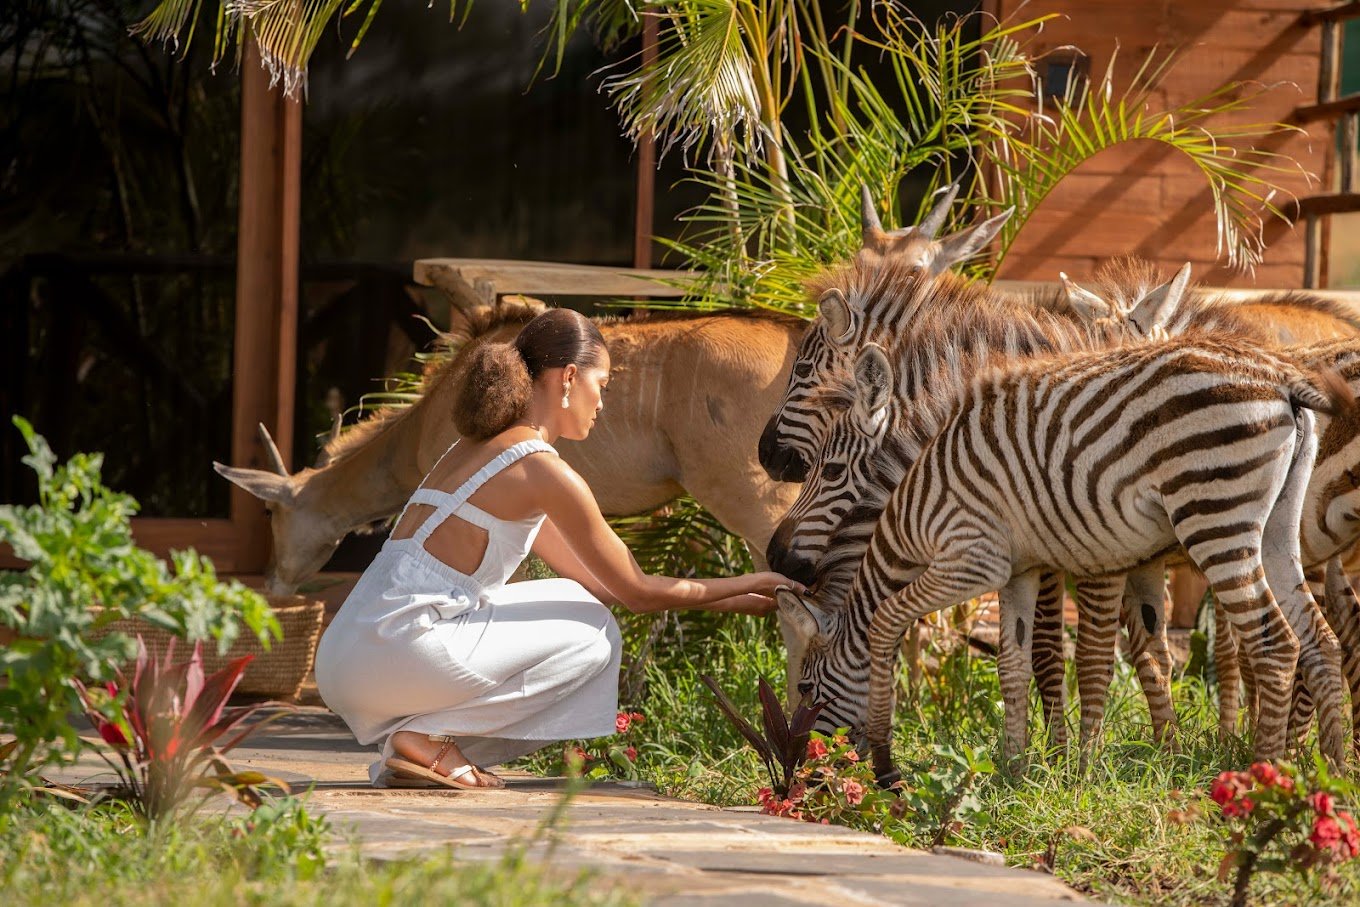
(854, 344, 893, 417)
(1059, 272, 1112, 323)
(819, 288, 854, 342)
(776, 586, 834, 640)
(932, 207, 1013, 274)
(1128, 262, 1192, 336)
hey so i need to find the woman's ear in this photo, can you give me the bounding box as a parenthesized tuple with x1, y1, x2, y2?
(562, 363, 578, 384)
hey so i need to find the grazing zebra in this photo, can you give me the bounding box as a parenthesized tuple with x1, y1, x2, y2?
(778, 337, 1352, 776)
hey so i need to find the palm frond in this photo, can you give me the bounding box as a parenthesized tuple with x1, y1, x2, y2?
(603, 1, 765, 160)
(983, 45, 1305, 275)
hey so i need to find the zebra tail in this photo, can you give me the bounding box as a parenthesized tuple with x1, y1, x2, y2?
(1288, 366, 1357, 417)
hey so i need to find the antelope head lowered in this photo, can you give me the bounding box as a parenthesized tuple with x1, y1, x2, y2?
(214, 420, 359, 596)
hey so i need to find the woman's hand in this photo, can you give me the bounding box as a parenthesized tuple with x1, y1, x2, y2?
(744, 571, 806, 599)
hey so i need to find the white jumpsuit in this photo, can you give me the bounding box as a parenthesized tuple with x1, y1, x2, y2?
(313, 439, 622, 785)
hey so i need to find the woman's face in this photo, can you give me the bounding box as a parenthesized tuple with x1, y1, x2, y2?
(561, 349, 612, 441)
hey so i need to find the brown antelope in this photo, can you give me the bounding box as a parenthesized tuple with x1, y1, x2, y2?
(214, 297, 807, 599)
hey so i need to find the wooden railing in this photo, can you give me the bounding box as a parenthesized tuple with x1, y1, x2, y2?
(1293, 2, 1360, 287)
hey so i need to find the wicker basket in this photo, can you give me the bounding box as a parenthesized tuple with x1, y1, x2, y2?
(88, 595, 324, 700)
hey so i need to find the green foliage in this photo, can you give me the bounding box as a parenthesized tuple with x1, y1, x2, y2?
(0, 416, 279, 810)
(0, 796, 628, 906)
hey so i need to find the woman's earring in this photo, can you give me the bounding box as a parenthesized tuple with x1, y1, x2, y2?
(561, 382, 571, 409)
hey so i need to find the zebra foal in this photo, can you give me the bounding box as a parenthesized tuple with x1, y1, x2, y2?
(780, 337, 1351, 778)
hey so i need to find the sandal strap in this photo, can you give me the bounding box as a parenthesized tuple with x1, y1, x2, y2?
(429, 740, 456, 774)
(447, 763, 476, 782)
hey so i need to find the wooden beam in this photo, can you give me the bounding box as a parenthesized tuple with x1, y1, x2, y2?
(1282, 193, 1360, 220)
(412, 258, 698, 297)
(633, 14, 659, 270)
(1300, 1, 1360, 27)
(1292, 92, 1360, 123)
(230, 41, 302, 572)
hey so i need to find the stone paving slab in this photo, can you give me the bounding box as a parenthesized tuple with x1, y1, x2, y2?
(52, 708, 1087, 906)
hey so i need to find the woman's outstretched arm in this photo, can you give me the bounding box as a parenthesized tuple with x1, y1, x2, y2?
(530, 457, 798, 614)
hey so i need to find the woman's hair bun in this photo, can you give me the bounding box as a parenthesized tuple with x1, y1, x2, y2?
(453, 342, 531, 440)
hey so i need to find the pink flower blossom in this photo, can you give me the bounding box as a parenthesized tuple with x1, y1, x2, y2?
(806, 738, 828, 760)
(1313, 815, 1343, 851)
(845, 749, 860, 763)
(624, 746, 637, 762)
(841, 779, 865, 806)
(616, 712, 631, 734)
(1249, 762, 1279, 787)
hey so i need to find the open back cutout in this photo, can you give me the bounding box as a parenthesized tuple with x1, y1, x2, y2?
(390, 503, 491, 576)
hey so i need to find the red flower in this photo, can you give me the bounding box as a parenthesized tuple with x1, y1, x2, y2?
(616, 712, 631, 734)
(1310, 791, 1336, 817)
(1313, 815, 1343, 851)
(845, 749, 860, 763)
(1339, 812, 1360, 858)
(1249, 762, 1279, 787)
(629, 712, 645, 723)
(842, 779, 865, 806)
(623, 746, 638, 762)
(806, 738, 828, 760)
(756, 786, 774, 806)
(788, 781, 807, 802)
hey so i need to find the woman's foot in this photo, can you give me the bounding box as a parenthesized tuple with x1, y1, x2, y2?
(389, 731, 505, 789)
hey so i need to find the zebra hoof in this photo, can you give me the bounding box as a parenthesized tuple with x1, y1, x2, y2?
(875, 767, 903, 791)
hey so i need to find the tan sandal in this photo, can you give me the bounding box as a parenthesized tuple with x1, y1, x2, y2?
(384, 735, 503, 790)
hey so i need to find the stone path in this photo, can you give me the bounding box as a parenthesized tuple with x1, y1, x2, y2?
(57, 708, 1086, 905)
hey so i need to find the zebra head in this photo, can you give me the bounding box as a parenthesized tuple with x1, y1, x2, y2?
(759, 184, 1012, 483)
(1060, 261, 1193, 343)
(767, 343, 897, 586)
(759, 287, 861, 483)
(775, 585, 868, 738)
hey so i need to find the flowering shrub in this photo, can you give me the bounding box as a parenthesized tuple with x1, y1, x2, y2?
(756, 731, 896, 829)
(551, 711, 647, 781)
(1205, 758, 1359, 906)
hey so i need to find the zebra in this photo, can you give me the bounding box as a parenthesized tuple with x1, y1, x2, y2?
(777, 336, 1352, 777)
(1062, 277, 1360, 753)
(757, 185, 1014, 484)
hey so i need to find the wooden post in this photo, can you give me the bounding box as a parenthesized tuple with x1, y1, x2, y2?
(230, 41, 302, 571)
(633, 14, 659, 270)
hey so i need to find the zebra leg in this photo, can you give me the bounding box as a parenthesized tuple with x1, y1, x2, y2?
(1073, 575, 1122, 756)
(1260, 412, 1346, 767)
(1322, 558, 1360, 760)
(1121, 561, 1179, 747)
(1031, 569, 1068, 750)
(1288, 674, 1316, 751)
(1213, 602, 1244, 740)
(866, 562, 1008, 784)
(998, 570, 1043, 762)
(1183, 544, 1298, 762)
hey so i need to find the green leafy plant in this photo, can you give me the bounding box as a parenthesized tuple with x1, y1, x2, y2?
(699, 673, 825, 798)
(1206, 759, 1360, 907)
(226, 796, 330, 881)
(75, 636, 290, 824)
(0, 416, 279, 812)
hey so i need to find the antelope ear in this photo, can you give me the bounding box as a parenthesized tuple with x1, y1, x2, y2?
(776, 586, 834, 639)
(932, 207, 1014, 273)
(860, 184, 884, 242)
(854, 343, 893, 417)
(1128, 261, 1192, 336)
(1060, 272, 1112, 323)
(213, 463, 295, 505)
(818, 288, 854, 342)
(917, 179, 961, 239)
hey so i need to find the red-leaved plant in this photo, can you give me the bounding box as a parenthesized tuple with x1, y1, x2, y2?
(1204, 759, 1359, 907)
(75, 635, 289, 823)
(757, 731, 898, 827)
(699, 674, 826, 798)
